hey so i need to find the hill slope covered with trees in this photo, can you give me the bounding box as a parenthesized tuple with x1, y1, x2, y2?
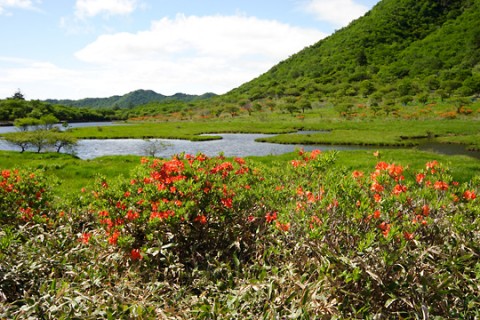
(225, 0, 480, 106)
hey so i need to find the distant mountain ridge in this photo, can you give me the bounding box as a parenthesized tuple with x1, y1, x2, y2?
(45, 90, 217, 109)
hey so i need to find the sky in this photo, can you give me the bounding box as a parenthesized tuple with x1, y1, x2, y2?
(0, 0, 380, 100)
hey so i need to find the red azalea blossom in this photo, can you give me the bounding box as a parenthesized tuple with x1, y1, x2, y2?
(265, 211, 278, 223)
(422, 205, 430, 216)
(416, 173, 425, 184)
(434, 181, 449, 191)
(194, 215, 207, 224)
(378, 222, 391, 237)
(130, 249, 142, 260)
(108, 230, 120, 245)
(426, 160, 438, 170)
(375, 161, 389, 170)
(463, 190, 476, 201)
(309, 149, 321, 160)
(310, 215, 322, 229)
(234, 157, 246, 165)
(79, 232, 91, 244)
(371, 182, 384, 193)
(1, 169, 10, 179)
(352, 170, 364, 179)
(387, 164, 404, 180)
(373, 210, 381, 219)
(404, 232, 414, 241)
(276, 221, 290, 232)
(126, 210, 139, 221)
(291, 160, 304, 168)
(221, 197, 233, 208)
(392, 184, 407, 195)
(374, 193, 382, 203)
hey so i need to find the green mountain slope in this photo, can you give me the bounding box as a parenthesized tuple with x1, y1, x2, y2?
(226, 0, 480, 104)
(45, 90, 216, 109)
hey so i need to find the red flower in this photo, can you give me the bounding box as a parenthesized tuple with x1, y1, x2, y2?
(371, 182, 384, 193)
(79, 232, 91, 244)
(221, 197, 233, 208)
(194, 215, 207, 224)
(130, 249, 142, 260)
(422, 205, 430, 216)
(375, 161, 389, 170)
(108, 230, 120, 245)
(463, 190, 477, 201)
(309, 149, 321, 160)
(265, 211, 278, 223)
(234, 157, 246, 165)
(373, 210, 381, 219)
(434, 181, 449, 191)
(374, 193, 382, 203)
(403, 232, 414, 241)
(1, 169, 10, 179)
(352, 170, 364, 179)
(276, 221, 290, 232)
(290, 160, 304, 168)
(426, 160, 438, 170)
(388, 164, 403, 179)
(309, 215, 322, 229)
(378, 222, 391, 237)
(126, 210, 139, 221)
(392, 184, 407, 195)
(416, 173, 425, 184)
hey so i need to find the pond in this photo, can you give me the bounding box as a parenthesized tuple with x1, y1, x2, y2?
(0, 125, 478, 160)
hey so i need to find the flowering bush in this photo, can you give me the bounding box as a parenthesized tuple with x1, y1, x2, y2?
(82, 154, 268, 270)
(2, 150, 479, 319)
(0, 168, 56, 224)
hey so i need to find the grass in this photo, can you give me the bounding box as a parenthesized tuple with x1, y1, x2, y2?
(2, 145, 479, 196)
(0, 151, 141, 194)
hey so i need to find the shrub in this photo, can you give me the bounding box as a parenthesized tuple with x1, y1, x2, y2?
(82, 154, 269, 276)
(0, 168, 57, 224)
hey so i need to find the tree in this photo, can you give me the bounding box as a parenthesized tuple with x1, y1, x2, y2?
(3, 132, 31, 152)
(417, 93, 429, 105)
(143, 139, 170, 157)
(225, 106, 240, 118)
(298, 99, 312, 113)
(11, 89, 25, 100)
(48, 131, 78, 153)
(13, 117, 42, 131)
(40, 114, 59, 130)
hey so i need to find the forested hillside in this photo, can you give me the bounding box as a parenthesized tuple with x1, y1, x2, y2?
(226, 0, 480, 105)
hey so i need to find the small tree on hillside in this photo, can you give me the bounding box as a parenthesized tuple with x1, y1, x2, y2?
(11, 89, 25, 100)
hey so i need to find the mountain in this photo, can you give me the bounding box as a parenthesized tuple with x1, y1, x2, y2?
(225, 0, 480, 104)
(45, 90, 217, 109)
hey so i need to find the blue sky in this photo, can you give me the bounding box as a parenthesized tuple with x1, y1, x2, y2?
(0, 0, 379, 100)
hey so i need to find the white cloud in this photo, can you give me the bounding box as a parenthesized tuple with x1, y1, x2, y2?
(1, 14, 325, 99)
(0, 0, 37, 15)
(72, 14, 325, 96)
(75, 0, 139, 18)
(302, 0, 369, 27)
